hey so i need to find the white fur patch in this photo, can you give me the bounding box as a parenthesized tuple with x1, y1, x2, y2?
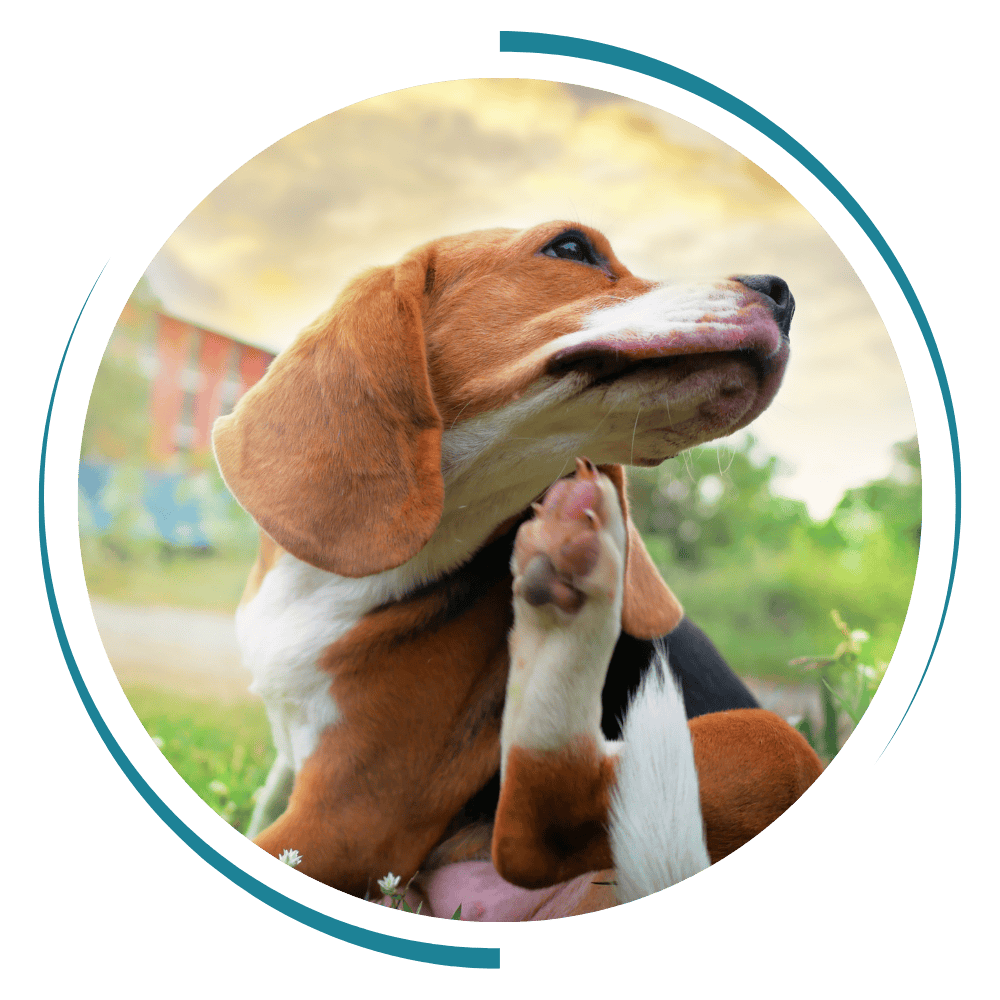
(437, 379, 695, 565)
(235, 550, 434, 771)
(609, 644, 710, 903)
(577, 281, 739, 343)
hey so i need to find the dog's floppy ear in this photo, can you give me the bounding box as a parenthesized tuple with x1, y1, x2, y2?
(599, 464, 684, 639)
(213, 249, 444, 577)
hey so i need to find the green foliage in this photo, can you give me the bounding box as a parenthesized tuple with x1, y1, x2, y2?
(830, 436, 921, 552)
(125, 686, 274, 833)
(631, 436, 920, 683)
(628, 439, 811, 568)
(790, 611, 886, 759)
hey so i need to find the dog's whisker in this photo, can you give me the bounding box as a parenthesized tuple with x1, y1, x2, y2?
(584, 401, 619, 445)
(680, 447, 694, 483)
(718, 443, 737, 477)
(448, 399, 475, 430)
(630, 406, 642, 466)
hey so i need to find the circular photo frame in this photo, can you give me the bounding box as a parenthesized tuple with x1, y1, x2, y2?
(42, 41, 955, 972)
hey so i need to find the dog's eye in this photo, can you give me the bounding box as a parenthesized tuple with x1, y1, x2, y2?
(542, 234, 598, 266)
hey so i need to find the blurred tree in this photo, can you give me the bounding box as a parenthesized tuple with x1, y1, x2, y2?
(627, 435, 812, 568)
(830, 436, 921, 553)
(628, 434, 921, 680)
(81, 277, 160, 462)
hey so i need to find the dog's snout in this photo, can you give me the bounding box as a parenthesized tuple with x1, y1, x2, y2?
(734, 274, 794, 338)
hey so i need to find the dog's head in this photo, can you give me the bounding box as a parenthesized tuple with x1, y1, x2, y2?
(213, 221, 791, 635)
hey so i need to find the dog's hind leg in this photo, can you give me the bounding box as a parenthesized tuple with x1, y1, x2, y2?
(493, 458, 624, 888)
(491, 457, 702, 891)
(493, 460, 708, 891)
(494, 458, 819, 906)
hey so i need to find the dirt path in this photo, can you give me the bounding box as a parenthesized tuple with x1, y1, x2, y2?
(91, 598, 823, 721)
(91, 598, 254, 703)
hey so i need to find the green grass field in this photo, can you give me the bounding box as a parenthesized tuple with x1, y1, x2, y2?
(126, 685, 274, 834)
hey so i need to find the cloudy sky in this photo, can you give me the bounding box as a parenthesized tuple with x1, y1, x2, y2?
(145, 78, 916, 519)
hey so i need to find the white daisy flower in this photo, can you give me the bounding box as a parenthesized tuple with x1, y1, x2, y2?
(378, 872, 402, 896)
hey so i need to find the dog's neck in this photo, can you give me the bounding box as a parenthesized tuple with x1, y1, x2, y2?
(372, 514, 526, 621)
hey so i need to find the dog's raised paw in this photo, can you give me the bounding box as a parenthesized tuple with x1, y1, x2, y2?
(512, 457, 623, 614)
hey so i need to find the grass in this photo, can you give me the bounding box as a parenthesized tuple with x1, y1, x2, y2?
(645, 530, 914, 683)
(125, 685, 274, 834)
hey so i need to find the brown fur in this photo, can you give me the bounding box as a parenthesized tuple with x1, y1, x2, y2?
(491, 710, 822, 890)
(214, 260, 445, 578)
(254, 574, 512, 894)
(690, 708, 823, 864)
(493, 737, 619, 889)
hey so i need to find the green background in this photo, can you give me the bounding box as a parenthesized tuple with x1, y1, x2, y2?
(9, 0, 997, 997)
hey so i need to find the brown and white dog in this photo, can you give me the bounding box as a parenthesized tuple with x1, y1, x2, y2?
(212, 221, 821, 918)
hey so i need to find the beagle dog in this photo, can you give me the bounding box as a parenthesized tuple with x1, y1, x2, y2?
(212, 221, 821, 917)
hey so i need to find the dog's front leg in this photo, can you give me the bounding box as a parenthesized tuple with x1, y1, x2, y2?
(250, 575, 511, 896)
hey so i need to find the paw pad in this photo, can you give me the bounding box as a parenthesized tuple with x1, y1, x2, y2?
(513, 458, 615, 612)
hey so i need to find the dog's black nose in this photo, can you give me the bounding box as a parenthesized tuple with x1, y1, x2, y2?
(734, 275, 794, 338)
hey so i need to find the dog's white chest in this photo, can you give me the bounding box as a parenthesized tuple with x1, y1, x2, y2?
(235, 552, 405, 768)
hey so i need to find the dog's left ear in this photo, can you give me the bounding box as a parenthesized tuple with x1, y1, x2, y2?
(599, 465, 684, 639)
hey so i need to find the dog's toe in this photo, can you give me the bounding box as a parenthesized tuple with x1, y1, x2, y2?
(513, 458, 622, 612)
(517, 552, 586, 612)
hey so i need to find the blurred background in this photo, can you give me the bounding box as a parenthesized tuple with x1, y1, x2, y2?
(80, 79, 919, 831)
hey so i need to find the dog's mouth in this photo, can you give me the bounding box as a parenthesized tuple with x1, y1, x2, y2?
(545, 331, 788, 437)
(540, 278, 792, 423)
(546, 346, 769, 386)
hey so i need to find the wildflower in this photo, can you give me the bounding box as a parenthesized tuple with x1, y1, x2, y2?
(208, 779, 229, 796)
(278, 849, 303, 867)
(378, 872, 402, 896)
